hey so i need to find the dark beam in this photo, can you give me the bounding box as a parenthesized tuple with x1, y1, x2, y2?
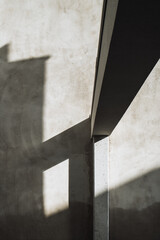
(91, 0, 160, 136)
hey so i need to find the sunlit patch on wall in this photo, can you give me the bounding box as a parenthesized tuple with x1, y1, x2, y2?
(43, 159, 69, 217)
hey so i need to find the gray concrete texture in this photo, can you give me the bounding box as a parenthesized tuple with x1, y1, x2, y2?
(0, 1, 103, 239)
(0, 0, 102, 141)
(109, 60, 160, 240)
(94, 137, 109, 240)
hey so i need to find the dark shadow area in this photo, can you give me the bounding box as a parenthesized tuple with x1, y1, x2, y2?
(0, 45, 93, 240)
(94, 135, 108, 143)
(93, 0, 160, 135)
(95, 169, 160, 240)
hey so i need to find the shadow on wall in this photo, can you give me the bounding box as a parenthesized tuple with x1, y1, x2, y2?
(95, 169, 160, 240)
(0, 45, 93, 240)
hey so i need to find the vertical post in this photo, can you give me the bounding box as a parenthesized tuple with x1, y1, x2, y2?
(93, 136, 109, 240)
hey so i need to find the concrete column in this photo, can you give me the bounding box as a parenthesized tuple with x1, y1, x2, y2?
(94, 137, 109, 240)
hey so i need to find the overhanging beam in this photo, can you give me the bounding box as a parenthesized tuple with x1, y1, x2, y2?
(91, 0, 160, 136)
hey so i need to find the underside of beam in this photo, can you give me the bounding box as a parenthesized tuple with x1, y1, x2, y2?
(91, 0, 160, 136)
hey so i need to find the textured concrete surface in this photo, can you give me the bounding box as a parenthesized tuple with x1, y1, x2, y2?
(0, 1, 102, 239)
(0, 107, 93, 239)
(109, 60, 160, 239)
(0, 0, 102, 141)
(43, 159, 69, 217)
(94, 137, 109, 240)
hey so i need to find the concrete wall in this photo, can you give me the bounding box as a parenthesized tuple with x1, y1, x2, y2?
(0, 1, 102, 239)
(109, 60, 160, 240)
(0, 0, 102, 141)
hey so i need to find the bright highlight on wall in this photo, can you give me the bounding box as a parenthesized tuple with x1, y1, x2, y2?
(43, 159, 69, 217)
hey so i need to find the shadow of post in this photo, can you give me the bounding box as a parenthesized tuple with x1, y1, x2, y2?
(0, 45, 93, 240)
